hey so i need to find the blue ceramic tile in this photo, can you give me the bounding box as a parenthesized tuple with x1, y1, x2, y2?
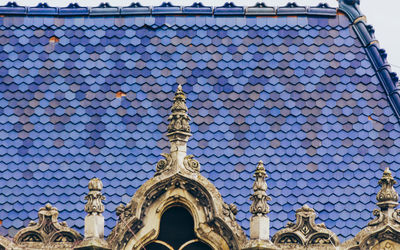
(0, 10, 398, 244)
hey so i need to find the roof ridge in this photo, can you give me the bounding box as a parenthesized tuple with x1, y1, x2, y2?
(0, 1, 337, 16)
(338, 0, 400, 121)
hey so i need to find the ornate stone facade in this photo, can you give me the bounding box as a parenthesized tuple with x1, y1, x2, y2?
(272, 205, 339, 249)
(0, 1, 400, 250)
(12, 203, 82, 249)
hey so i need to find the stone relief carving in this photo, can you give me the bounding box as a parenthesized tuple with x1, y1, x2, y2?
(108, 173, 247, 249)
(84, 177, 105, 215)
(155, 152, 173, 175)
(13, 203, 82, 246)
(272, 204, 339, 248)
(249, 160, 271, 216)
(183, 154, 200, 173)
(377, 168, 399, 209)
(167, 84, 191, 134)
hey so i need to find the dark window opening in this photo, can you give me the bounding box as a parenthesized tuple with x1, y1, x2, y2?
(143, 206, 212, 250)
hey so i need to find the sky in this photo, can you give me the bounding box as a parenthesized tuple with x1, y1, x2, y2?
(4, 0, 400, 76)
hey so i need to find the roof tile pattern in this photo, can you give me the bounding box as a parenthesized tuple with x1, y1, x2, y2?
(0, 13, 399, 242)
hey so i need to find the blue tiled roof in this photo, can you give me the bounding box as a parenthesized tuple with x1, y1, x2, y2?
(0, 2, 399, 243)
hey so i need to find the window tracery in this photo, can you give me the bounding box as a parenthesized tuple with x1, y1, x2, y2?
(142, 206, 211, 250)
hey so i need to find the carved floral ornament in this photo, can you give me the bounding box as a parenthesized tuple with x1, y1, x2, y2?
(249, 160, 271, 216)
(84, 177, 105, 215)
(167, 84, 191, 135)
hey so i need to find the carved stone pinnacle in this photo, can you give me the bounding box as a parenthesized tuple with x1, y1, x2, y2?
(250, 160, 271, 216)
(167, 84, 191, 138)
(377, 167, 399, 210)
(85, 178, 106, 215)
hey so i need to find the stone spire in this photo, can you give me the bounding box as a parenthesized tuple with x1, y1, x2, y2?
(250, 160, 271, 216)
(76, 178, 110, 250)
(377, 167, 399, 210)
(244, 160, 276, 249)
(167, 84, 191, 139)
(156, 84, 198, 175)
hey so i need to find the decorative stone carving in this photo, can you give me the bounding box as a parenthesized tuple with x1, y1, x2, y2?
(272, 205, 339, 248)
(243, 161, 277, 250)
(108, 86, 246, 250)
(249, 161, 270, 216)
(377, 168, 399, 209)
(183, 154, 200, 173)
(13, 203, 82, 246)
(76, 178, 110, 250)
(84, 177, 105, 215)
(108, 174, 247, 250)
(167, 84, 191, 135)
(155, 152, 173, 175)
(343, 168, 400, 249)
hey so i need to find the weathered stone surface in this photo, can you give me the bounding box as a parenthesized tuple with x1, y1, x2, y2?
(13, 203, 82, 249)
(342, 168, 400, 250)
(272, 205, 339, 249)
(107, 86, 247, 250)
(75, 178, 110, 250)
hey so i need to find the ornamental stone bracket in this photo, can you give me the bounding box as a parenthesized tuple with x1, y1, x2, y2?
(107, 85, 247, 250)
(342, 168, 400, 250)
(13, 203, 82, 249)
(272, 205, 339, 249)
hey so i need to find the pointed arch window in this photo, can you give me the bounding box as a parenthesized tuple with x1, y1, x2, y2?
(142, 206, 212, 250)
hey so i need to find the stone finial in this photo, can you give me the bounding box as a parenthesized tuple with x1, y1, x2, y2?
(250, 160, 271, 216)
(246, 160, 276, 248)
(167, 84, 191, 138)
(76, 178, 110, 250)
(85, 178, 105, 215)
(377, 167, 399, 210)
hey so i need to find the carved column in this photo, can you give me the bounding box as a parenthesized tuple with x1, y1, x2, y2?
(243, 161, 276, 250)
(75, 178, 110, 250)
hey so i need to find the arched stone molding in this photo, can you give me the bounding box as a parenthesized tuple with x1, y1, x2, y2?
(272, 205, 339, 249)
(108, 85, 247, 250)
(13, 203, 82, 249)
(108, 173, 247, 250)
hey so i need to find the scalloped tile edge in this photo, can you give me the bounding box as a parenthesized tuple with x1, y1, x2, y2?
(0, 1, 337, 16)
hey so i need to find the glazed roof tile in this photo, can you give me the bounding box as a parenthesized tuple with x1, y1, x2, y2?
(0, 1, 399, 243)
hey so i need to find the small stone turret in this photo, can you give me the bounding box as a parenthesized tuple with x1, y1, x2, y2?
(75, 178, 110, 250)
